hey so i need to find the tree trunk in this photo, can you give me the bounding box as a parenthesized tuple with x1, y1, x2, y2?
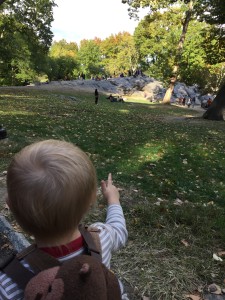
(163, 77, 176, 104)
(203, 83, 225, 121)
(162, 0, 194, 104)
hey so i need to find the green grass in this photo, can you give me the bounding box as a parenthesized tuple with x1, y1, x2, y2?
(1, 87, 225, 299)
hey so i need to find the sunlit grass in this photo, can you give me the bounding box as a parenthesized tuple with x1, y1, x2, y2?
(1, 87, 225, 299)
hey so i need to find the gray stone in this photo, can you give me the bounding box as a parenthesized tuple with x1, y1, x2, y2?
(30, 75, 216, 105)
(0, 215, 30, 252)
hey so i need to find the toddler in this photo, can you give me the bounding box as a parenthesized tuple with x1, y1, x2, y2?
(0, 139, 128, 299)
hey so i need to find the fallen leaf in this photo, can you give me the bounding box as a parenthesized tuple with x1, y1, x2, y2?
(181, 239, 189, 247)
(156, 223, 166, 229)
(213, 253, 223, 261)
(185, 294, 202, 300)
(174, 198, 183, 206)
(207, 201, 214, 206)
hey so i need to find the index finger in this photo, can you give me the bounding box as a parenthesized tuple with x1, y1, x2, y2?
(108, 173, 112, 184)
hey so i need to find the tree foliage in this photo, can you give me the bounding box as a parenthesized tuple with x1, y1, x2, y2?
(46, 40, 79, 81)
(46, 56, 78, 81)
(77, 39, 103, 78)
(0, 0, 55, 85)
(195, 0, 225, 24)
(133, 7, 225, 89)
(122, 0, 225, 23)
(134, 8, 183, 80)
(125, 0, 225, 95)
(50, 39, 78, 58)
(100, 32, 138, 76)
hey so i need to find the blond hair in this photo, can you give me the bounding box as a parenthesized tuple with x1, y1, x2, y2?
(7, 139, 97, 240)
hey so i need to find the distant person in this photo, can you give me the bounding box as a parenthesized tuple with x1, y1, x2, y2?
(207, 98, 212, 108)
(117, 96, 124, 103)
(94, 88, 99, 104)
(178, 97, 183, 105)
(187, 98, 191, 108)
(80, 73, 85, 80)
(182, 97, 186, 106)
(191, 96, 196, 108)
(107, 94, 117, 102)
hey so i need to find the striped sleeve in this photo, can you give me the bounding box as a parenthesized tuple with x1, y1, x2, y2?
(0, 272, 24, 300)
(91, 204, 128, 268)
(0, 261, 32, 299)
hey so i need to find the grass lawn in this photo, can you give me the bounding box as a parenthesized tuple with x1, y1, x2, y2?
(1, 87, 225, 299)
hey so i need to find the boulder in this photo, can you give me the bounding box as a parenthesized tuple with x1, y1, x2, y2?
(35, 76, 214, 103)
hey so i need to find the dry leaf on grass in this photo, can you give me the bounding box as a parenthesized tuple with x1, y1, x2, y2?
(174, 198, 183, 205)
(185, 294, 202, 300)
(181, 239, 189, 247)
(156, 223, 166, 229)
(213, 253, 223, 261)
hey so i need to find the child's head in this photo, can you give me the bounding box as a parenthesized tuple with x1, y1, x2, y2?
(7, 139, 97, 242)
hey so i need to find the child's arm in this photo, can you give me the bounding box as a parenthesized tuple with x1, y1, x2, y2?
(100, 173, 128, 249)
(91, 173, 127, 267)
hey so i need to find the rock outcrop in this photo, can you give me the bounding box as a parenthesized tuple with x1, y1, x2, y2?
(34, 76, 214, 103)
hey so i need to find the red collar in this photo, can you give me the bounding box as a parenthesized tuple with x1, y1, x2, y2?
(39, 235, 84, 258)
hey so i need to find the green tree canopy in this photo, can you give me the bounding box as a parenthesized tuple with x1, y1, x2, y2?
(100, 32, 138, 76)
(0, 0, 55, 85)
(78, 39, 103, 78)
(50, 39, 78, 58)
(122, 0, 225, 24)
(47, 39, 79, 81)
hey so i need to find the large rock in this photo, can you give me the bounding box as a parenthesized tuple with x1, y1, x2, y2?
(36, 76, 155, 96)
(34, 76, 213, 103)
(0, 215, 30, 252)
